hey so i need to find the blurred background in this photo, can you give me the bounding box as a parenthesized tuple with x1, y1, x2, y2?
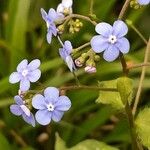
(0, 0, 150, 149)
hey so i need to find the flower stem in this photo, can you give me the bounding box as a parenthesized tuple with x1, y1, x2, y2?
(63, 14, 97, 26)
(89, 0, 94, 14)
(132, 38, 150, 116)
(119, 53, 129, 76)
(72, 71, 81, 86)
(126, 20, 148, 45)
(74, 42, 91, 52)
(125, 101, 142, 150)
(57, 36, 64, 47)
(118, 0, 131, 20)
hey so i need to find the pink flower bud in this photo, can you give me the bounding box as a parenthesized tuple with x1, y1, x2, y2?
(84, 66, 96, 74)
(75, 59, 83, 67)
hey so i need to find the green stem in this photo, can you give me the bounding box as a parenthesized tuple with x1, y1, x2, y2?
(89, 0, 94, 14)
(59, 85, 117, 91)
(132, 38, 150, 116)
(72, 71, 81, 86)
(74, 42, 90, 52)
(125, 101, 142, 150)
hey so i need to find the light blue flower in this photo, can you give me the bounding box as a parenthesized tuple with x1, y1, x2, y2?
(137, 0, 150, 5)
(10, 96, 35, 127)
(9, 59, 41, 91)
(32, 87, 71, 125)
(91, 20, 130, 62)
(59, 40, 76, 72)
(41, 8, 64, 44)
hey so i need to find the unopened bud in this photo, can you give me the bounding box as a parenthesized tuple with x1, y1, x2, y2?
(75, 59, 83, 67)
(94, 55, 100, 62)
(85, 66, 97, 74)
(57, 25, 65, 34)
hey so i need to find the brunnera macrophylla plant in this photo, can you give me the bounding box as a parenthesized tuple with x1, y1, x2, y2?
(9, 0, 150, 149)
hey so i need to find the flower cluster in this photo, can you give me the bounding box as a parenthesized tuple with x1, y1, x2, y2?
(9, 59, 71, 126)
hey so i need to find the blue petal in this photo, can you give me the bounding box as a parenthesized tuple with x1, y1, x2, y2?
(14, 95, 24, 105)
(91, 35, 109, 53)
(35, 110, 51, 125)
(17, 59, 28, 72)
(55, 96, 71, 111)
(46, 32, 52, 44)
(95, 22, 112, 37)
(116, 37, 130, 54)
(22, 113, 35, 127)
(48, 8, 57, 21)
(62, 0, 73, 7)
(9, 72, 21, 84)
(44, 87, 59, 100)
(113, 20, 128, 38)
(40, 8, 48, 21)
(28, 69, 41, 82)
(32, 94, 46, 109)
(65, 56, 75, 72)
(52, 110, 64, 122)
(103, 45, 120, 62)
(64, 41, 73, 54)
(137, 0, 150, 5)
(28, 59, 41, 71)
(20, 79, 30, 91)
(10, 104, 22, 116)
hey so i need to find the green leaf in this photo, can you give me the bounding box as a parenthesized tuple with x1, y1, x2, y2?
(96, 80, 124, 109)
(55, 133, 67, 150)
(117, 77, 133, 105)
(6, 0, 30, 70)
(70, 140, 119, 150)
(135, 107, 150, 148)
(0, 132, 10, 150)
(55, 134, 119, 150)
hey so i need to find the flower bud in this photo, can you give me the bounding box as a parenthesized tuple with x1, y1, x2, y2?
(84, 66, 97, 74)
(57, 25, 65, 34)
(94, 55, 100, 62)
(75, 59, 83, 67)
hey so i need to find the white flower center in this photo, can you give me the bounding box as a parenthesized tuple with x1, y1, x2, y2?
(47, 103, 55, 111)
(108, 35, 117, 44)
(22, 69, 29, 77)
(20, 105, 30, 116)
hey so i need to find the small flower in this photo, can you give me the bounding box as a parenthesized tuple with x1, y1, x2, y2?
(9, 59, 41, 91)
(10, 96, 35, 127)
(41, 8, 64, 44)
(85, 66, 97, 73)
(91, 20, 130, 62)
(59, 40, 76, 72)
(32, 87, 71, 125)
(57, 0, 73, 14)
(137, 0, 150, 5)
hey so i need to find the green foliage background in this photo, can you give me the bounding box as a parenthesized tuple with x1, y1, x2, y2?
(0, 0, 150, 149)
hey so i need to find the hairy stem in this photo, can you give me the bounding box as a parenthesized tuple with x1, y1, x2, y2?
(127, 62, 150, 70)
(90, 0, 94, 14)
(63, 14, 97, 26)
(74, 42, 91, 52)
(125, 102, 142, 150)
(133, 38, 150, 115)
(60, 85, 117, 91)
(118, 0, 131, 20)
(126, 20, 148, 45)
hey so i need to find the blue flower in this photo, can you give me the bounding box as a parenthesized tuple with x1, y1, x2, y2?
(57, 0, 73, 14)
(9, 59, 41, 91)
(32, 87, 71, 125)
(59, 40, 76, 72)
(137, 0, 150, 5)
(91, 20, 130, 62)
(41, 8, 64, 44)
(10, 96, 35, 127)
